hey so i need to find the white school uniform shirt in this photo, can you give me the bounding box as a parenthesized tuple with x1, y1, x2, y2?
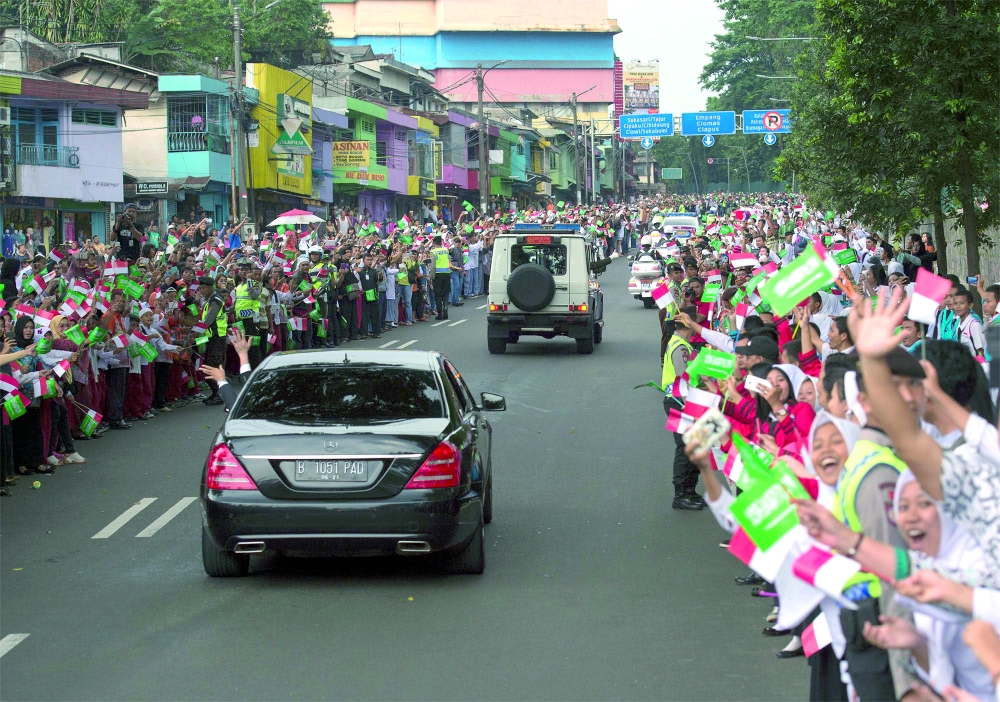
(958, 314, 985, 356)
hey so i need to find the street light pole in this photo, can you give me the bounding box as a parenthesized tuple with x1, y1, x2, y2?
(590, 119, 597, 204)
(232, 4, 246, 221)
(571, 92, 581, 206)
(477, 64, 488, 215)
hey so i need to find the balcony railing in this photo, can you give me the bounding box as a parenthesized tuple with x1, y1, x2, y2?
(167, 130, 230, 154)
(18, 144, 80, 168)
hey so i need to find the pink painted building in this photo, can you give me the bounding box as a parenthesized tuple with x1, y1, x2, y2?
(327, 0, 619, 125)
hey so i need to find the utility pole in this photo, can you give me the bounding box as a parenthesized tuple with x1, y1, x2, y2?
(476, 64, 489, 215)
(232, 5, 246, 221)
(590, 118, 597, 205)
(571, 92, 581, 206)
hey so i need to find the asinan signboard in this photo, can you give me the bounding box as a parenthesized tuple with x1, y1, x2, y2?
(331, 141, 371, 167)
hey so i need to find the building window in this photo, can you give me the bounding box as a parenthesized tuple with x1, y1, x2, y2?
(167, 95, 230, 154)
(358, 118, 375, 135)
(548, 151, 557, 169)
(394, 129, 406, 142)
(376, 141, 387, 166)
(516, 142, 525, 156)
(13, 106, 60, 149)
(71, 109, 117, 127)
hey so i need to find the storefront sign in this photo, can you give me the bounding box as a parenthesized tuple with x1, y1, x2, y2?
(419, 178, 435, 199)
(136, 181, 168, 195)
(272, 129, 311, 155)
(343, 171, 386, 183)
(331, 141, 371, 168)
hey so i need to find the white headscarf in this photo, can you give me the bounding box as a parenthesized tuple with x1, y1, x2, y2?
(892, 471, 993, 699)
(776, 363, 808, 401)
(807, 411, 860, 505)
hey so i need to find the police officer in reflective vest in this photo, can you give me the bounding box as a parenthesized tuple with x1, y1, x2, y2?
(233, 259, 263, 369)
(197, 276, 228, 406)
(832, 349, 924, 701)
(431, 234, 452, 320)
(660, 307, 704, 511)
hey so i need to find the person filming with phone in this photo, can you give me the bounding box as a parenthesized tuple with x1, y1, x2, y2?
(110, 203, 144, 262)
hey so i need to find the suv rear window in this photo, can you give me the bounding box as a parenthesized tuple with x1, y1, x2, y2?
(232, 366, 445, 424)
(511, 244, 567, 275)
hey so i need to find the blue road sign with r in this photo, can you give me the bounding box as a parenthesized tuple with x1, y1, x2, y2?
(763, 132, 777, 146)
(702, 135, 715, 147)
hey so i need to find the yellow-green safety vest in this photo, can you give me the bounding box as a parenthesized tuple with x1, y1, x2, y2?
(202, 295, 228, 337)
(831, 439, 908, 599)
(233, 282, 261, 321)
(433, 247, 450, 273)
(661, 335, 693, 391)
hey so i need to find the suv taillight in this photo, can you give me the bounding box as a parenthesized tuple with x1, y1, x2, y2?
(404, 441, 461, 489)
(206, 443, 258, 491)
(489, 303, 507, 312)
(570, 304, 588, 312)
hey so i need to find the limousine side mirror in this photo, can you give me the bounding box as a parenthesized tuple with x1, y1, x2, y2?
(480, 392, 506, 411)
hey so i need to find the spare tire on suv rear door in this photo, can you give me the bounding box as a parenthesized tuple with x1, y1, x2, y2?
(506, 263, 555, 312)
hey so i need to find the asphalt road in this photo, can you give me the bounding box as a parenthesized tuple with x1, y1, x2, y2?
(0, 259, 808, 701)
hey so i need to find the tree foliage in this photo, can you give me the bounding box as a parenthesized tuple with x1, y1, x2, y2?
(695, 0, 815, 189)
(777, 0, 1000, 274)
(1, 0, 331, 74)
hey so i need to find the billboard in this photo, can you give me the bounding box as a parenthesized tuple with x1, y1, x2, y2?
(623, 62, 659, 111)
(330, 141, 371, 167)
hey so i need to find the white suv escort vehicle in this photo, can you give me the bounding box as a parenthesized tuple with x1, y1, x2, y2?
(487, 224, 608, 355)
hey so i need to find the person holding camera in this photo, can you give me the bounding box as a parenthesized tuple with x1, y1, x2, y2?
(111, 203, 144, 262)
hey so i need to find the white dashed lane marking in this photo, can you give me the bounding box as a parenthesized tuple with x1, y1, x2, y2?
(0, 634, 29, 659)
(397, 340, 418, 349)
(91, 498, 157, 539)
(431, 320, 449, 327)
(448, 319, 467, 327)
(135, 497, 198, 538)
(378, 340, 400, 348)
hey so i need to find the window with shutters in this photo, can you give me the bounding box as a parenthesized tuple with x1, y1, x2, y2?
(71, 109, 117, 127)
(376, 141, 387, 166)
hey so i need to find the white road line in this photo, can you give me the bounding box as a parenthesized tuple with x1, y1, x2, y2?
(432, 320, 450, 327)
(448, 319, 467, 327)
(0, 634, 29, 658)
(476, 304, 488, 310)
(91, 498, 157, 539)
(397, 340, 418, 349)
(135, 497, 198, 538)
(378, 339, 400, 349)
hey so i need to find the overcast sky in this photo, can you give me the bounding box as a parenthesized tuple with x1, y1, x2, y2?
(608, 0, 725, 113)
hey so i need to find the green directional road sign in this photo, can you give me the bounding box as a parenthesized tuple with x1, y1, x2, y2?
(661, 167, 683, 180)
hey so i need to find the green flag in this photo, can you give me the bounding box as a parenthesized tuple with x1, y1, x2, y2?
(685, 348, 737, 380)
(834, 249, 857, 265)
(64, 324, 86, 346)
(729, 475, 799, 551)
(701, 283, 722, 303)
(3, 393, 26, 420)
(462, 200, 475, 212)
(87, 327, 107, 345)
(758, 244, 837, 316)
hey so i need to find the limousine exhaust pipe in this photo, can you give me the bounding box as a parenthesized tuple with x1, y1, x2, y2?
(234, 541, 266, 554)
(396, 540, 431, 554)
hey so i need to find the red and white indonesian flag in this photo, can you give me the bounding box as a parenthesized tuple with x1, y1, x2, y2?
(908, 268, 952, 326)
(802, 613, 834, 657)
(129, 329, 149, 346)
(49, 248, 65, 263)
(34, 309, 57, 329)
(728, 525, 806, 584)
(704, 269, 722, 283)
(723, 445, 744, 482)
(289, 317, 307, 331)
(53, 359, 72, 378)
(665, 387, 720, 433)
(651, 284, 675, 310)
(663, 242, 679, 257)
(104, 260, 129, 277)
(729, 252, 757, 269)
(734, 302, 751, 331)
(70, 279, 90, 294)
(111, 333, 129, 349)
(792, 546, 862, 601)
(59, 298, 81, 318)
(0, 372, 17, 394)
